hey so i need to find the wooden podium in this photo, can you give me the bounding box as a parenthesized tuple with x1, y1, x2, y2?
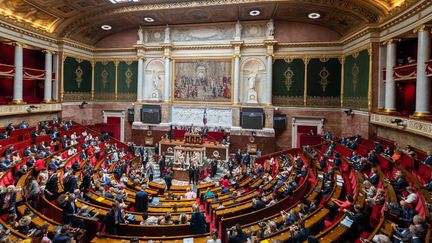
(184, 132, 202, 144)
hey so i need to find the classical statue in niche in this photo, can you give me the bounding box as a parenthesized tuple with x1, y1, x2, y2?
(234, 20, 242, 40)
(137, 26, 144, 44)
(266, 19, 274, 39)
(248, 72, 257, 90)
(151, 72, 161, 100)
(246, 72, 258, 104)
(164, 25, 170, 43)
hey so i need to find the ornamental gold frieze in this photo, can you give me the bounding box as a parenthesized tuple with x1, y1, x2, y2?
(343, 97, 368, 110)
(307, 96, 340, 107)
(370, 113, 432, 139)
(117, 93, 137, 101)
(94, 93, 116, 101)
(0, 103, 61, 117)
(63, 92, 92, 101)
(272, 96, 304, 107)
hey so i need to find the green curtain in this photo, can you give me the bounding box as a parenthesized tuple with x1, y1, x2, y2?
(63, 57, 92, 101)
(117, 61, 138, 101)
(272, 58, 305, 106)
(343, 49, 369, 110)
(307, 58, 341, 107)
(94, 61, 116, 100)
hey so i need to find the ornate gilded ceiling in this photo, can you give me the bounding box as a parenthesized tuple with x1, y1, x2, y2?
(0, 0, 420, 46)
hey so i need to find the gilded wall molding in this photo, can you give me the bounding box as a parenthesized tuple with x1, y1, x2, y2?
(370, 113, 432, 139)
(0, 104, 61, 117)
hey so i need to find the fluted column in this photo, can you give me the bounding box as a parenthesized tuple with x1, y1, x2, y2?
(137, 57, 144, 102)
(233, 55, 240, 104)
(12, 43, 24, 104)
(384, 39, 397, 112)
(52, 53, 59, 101)
(413, 25, 431, 116)
(266, 55, 273, 105)
(43, 50, 53, 102)
(164, 57, 171, 102)
(378, 45, 387, 109)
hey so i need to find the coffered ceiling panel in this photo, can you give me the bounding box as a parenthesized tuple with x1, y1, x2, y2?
(0, 0, 421, 46)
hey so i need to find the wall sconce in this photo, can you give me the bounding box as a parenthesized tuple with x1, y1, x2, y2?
(79, 101, 88, 109)
(344, 109, 354, 117)
(26, 105, 38, 113)
(391, 118, 406, 128)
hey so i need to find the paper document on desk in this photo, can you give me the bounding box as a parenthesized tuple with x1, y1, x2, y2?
(340, 216, 354, 228)
(183, 238, 194, 243)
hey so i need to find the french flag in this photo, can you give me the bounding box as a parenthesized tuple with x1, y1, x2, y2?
(203, 109, 208, 125)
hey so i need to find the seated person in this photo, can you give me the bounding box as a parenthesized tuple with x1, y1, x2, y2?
(422, 151, 432, 165)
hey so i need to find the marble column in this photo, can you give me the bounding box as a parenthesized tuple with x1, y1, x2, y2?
(384, 40, 397, 112)
(266, 55, 273, 105)
(52, 53, 59, 101)
(413, 26, 431, 116)
(137, 58, 144, 101)
(378, 45, 387, 109)
(233, 55, 240, 104)
(43, 51, 53, 102)
(12, 43, 24, 104)
(164, 57, 171, 102)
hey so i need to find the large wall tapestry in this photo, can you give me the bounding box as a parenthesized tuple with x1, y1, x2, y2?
(343, 49, 369, 110)
(117, 61, 138, 101)
(63, 57, 92, 101)
(272, 58, 305, 106)
(307, 57, 341, 107)
(173, 59, 232, 103)
(94, 61, 115, 101)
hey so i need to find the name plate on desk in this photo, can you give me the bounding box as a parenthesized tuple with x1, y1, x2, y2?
(171, 106, 232, 127)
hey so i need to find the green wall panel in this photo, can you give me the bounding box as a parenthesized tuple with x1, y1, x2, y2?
(117, 61, 137, 101)
(272, 58, 305, 106)
(307, 58, 341, 107)
(94, 61, 116, 100)
(343, 49, 369, 109)
(63, 57, 92, 101)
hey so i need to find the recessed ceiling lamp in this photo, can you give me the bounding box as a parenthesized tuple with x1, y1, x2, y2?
(249, 10, 260, 16)
(308, 13, 321, 19)
(144, 17, 155, 22)
(101, 25, 112, 30)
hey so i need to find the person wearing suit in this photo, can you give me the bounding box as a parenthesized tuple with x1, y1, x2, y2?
(159, 156, 166, 178)
(422, 151, 432, 165)
(164, 170, 172, 191)
(210, 159, 218, 178)
(63, 195, 78, 225)
(252, 198, 266, 211)
(135, 185, 148, 212)
(0, 185, 17, 214)
(63, 174, 78, 193)
(45, 169, 59, 200)
(189, 205, 207, 234)
(367, 168, 380, 186)
(289, 220, 309, 243)
(399, 200, 415, 223)
(99, 201, 124, 235)
(235, 149, 242, 164)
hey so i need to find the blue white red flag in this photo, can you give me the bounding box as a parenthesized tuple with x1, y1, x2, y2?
(203, 109, 208, 125)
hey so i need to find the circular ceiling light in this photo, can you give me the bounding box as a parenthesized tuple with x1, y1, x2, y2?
(101, 25, 112, 30)
(144, 17, 154, 22)
(308, 13, 321, 19)
(249, 10, 260, 16)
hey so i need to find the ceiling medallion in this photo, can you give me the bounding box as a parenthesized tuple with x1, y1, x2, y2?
(249, 10, 261, 16)
(308, 13, 321, 19)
